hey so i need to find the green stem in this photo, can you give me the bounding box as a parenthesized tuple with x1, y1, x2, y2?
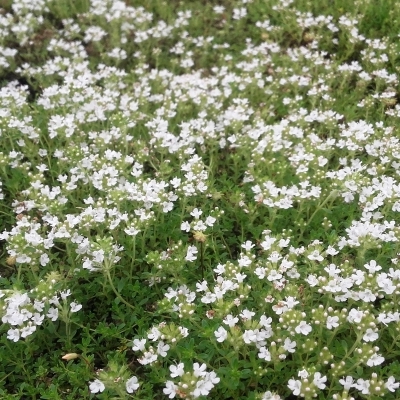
(105, 266, 136, 312)
(340, 332, 363, 366)
(269, 208, 278, 228)
(307, 190, 338, 227)
(219, 233, 232, 259)
(341, 358, 364, 377)
(326, 326, 340, 348)
(66, 320, 72, 350)
(17, 262, 23, 283)
(200, 241, 204, 280)
(141, 226, 148, 254)
(130, 237, 136, 280)
(384, 333, 400, 355)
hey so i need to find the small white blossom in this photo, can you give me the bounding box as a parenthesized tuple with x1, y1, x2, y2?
(295, 321, 312, 335)
(339, 376, 355, 391)
(283, 338, 296, 353)
(366, 353, 384, 366)
(70, 302, 82, 313)
(126, 376, 139, 393)
(363, 328, 379, 342)
(163, 381, 178, 398)
(223, 314, 239, 327)
(385, 376, 400, 392)
(214, 326, 228, 342)
(288, 379, 301, 395)
(326, 315, 339, 330)
(169, 363, 185, 378)
(89, 379, 105, 394)
(313, 372, 327, 389)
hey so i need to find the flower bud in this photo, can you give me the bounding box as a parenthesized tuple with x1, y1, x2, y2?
(62, 353, 80, 361)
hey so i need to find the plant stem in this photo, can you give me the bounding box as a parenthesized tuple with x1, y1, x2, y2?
(130, 237, 136, 281)
(307, 190, 338, 227)
(105, 266, 136, 312)
(200, 241, 204, 280)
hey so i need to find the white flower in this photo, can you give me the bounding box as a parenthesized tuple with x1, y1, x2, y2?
(214, 326, 228, 342)
(223, 314, 239, 327)
(40, 253, 50, 266)
(34, 300, 45, 312)
(193, 379, 212, 397)
(179, 326, 189, 337)
(240, 309, 255, 320)
(267, 270, 283, 281)
(32, 313, 44, 325)
(366, 353, 384, 366)
(306, 274, 319, 286)
(148, 327, 161, 341)
(261, 391, 281, 400)
(185, 245, 198, 262)
(238, 255, 252, 267)
(193, 220, 207, 231)
(7, 328, 20, 342)
(355, 378, 370, 394)
(376, 273, 396, 294)
(126, 376, 139, 393)
(89, 379, 105, 393)
(201, 292, 217, 304)
(46, 307, 58, 321)
(243, 330, 258, 344)
(125, 226, 140, 236)
(21, 324, 36, 338)
(241, 240, 254, 251)
(205, 216, 216, 226)
(70, 302, 82, 313)
(157, 341, 170, 357)
(213, 5, 225, 14)
(307, 250, 324, 261)
(163, 381, 178, 398)
(170, 363, 185, 378)
(339, 376, 354, 391)
(283, 338, 296, 353)
(326, 246, 339, 255)
(132, 338, 146, 351)
(295, 321, 312, 335)
(190, 208, 203, 218)
(326, 315, 339, 330)
(364, 260, 381, 273)
(181, 221, 191, 232)
(363, 328, 378, 342)
(288, 379, 301, 395)
(385, 376, 400, 392)
(298, 369, 308, 379)
(196, 281, 208, 292)
(205, 371, 220, 385)
(258, 346, 271, 361)
(138, 351, 157, 365)
(272, 302, 287, 315)
(285, 296, 299, 309)
(347, 308, 364, 323)
(313, 372, 327, 389)
(193, 363, 207, 377)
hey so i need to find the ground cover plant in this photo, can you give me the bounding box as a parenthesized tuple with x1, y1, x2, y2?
(2, 0, 400, 398)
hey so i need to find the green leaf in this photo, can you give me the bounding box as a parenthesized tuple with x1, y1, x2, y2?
(117, 278, 126, 292)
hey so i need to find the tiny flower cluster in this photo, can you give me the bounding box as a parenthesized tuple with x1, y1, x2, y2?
(163, 362, 220, 399)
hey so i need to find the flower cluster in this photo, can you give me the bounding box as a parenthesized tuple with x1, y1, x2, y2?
(163, 362, 220, 399)
(1, 281, 81, 342)
(132, 322, 189, 365)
